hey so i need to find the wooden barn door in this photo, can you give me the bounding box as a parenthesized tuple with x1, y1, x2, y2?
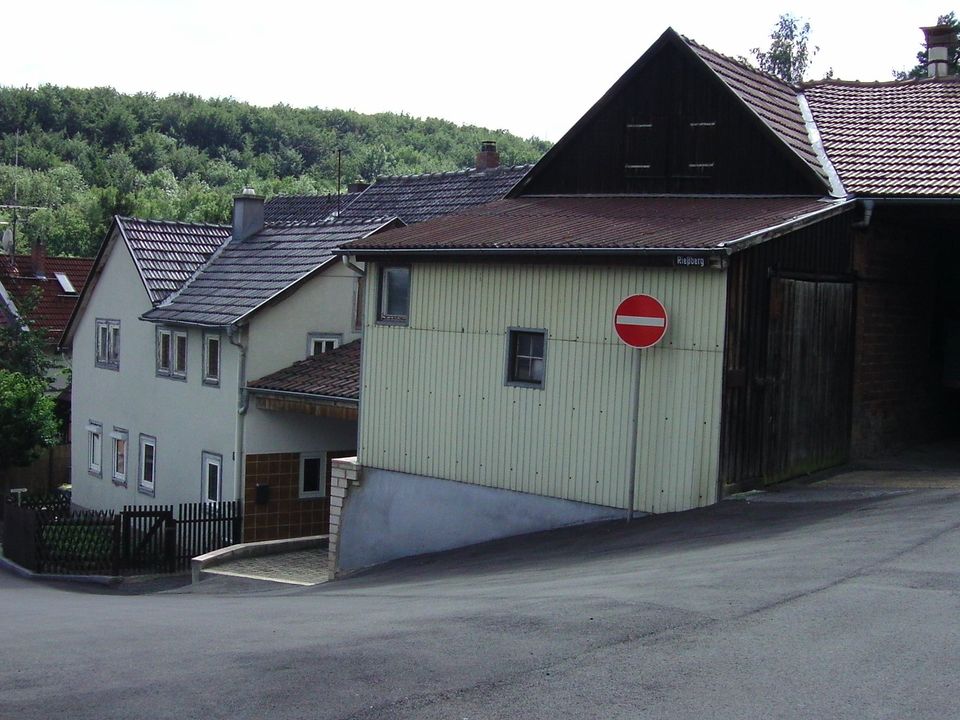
(763, 278, 854, 482)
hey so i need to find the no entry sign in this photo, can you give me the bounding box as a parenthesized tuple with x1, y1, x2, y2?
(614, 294, 668, 348)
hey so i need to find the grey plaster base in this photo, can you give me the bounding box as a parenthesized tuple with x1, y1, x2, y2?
(337, 468, 624, 572)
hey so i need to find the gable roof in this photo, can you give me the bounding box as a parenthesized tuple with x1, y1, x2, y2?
(803, 78, 960, 196)
(247, 339, 361, 401)
(116, 216, 231, 304)
(142, 217, 400, 327)
(339, 164, 533, 225)
(343, 196, 852, 256)
(0, 254, 93, 341)
(264, 192, 362, 224)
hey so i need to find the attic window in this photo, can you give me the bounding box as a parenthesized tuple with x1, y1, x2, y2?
(682, 121, 716, 177)
(55, 272, 77, 294)
(624, 120, 658, 178)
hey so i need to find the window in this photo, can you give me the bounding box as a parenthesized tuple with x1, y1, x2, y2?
(157, 328, 172, 374)
(300, 453, 326, 498)
(138, 435, 156, 495)
(203, 333, 220, 386)
(156, 328, 187, 379)
(111, 428, 129, 485)
(173, 331, 187, 378)
(505, 328, 547, 388)
(95, 319, 120, 369)
(202, 452, 222, 503)
(307, 333, 341, 357)
(86, 421, 102, 476)
(377, 265, 410, 323)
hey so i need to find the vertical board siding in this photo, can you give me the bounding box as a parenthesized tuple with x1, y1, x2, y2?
(361, 262, 727, 513)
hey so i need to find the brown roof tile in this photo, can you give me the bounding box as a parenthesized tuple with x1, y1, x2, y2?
(0, 255, 94, 340)
(248, 339, 361, 400)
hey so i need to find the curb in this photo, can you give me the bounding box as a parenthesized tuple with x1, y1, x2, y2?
(191, 534, 329, 584)
(0, 553, 122, 586)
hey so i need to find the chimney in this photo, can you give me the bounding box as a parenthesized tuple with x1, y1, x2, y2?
(922, 23, 958, 78)
(347, 181, 369, 194)
(31, 239, 46, 279)
(232, 187, 264, 242)
(475, 140, 500, 171)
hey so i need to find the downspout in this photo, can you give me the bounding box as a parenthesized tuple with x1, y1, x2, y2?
(852, 199, 875, 229)
(227, 323, 249, 506)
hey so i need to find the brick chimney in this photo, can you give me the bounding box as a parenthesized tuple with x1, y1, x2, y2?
(31, 239, 46, 278)
(475, 140, 500, 171)
(232, 187, 264, 242)
(922, 23, 958, 78)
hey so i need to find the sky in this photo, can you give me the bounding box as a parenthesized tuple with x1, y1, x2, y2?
(5, 1, 954, 142)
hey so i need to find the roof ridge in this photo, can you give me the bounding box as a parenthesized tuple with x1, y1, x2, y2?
(803, 74, 960, 89)
(680, 33, 800, 91)
(117, 215, 231, 231)
(375, 163, 534, 181)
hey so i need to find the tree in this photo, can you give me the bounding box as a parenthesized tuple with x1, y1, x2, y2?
(0, 287, 51, 379)
(0, 370, 60, 470)
(751, 14, 817, 84)
(894, 12, 960, 79)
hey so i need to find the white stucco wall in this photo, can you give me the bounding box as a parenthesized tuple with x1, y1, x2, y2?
(70, 233, 240, 510)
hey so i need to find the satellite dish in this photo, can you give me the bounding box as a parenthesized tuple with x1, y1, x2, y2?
(1, 229, 12, 255)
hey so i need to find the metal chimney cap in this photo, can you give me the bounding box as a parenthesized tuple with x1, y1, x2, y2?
(241, 187, 258, 196)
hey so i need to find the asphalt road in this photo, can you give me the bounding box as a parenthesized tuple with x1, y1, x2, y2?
(2, 473, 960, 719)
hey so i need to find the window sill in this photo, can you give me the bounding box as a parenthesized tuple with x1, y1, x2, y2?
(88, 469, 102, 479)
(375, 317, 409, 327)
(505, 380, 545, 390)
(95, 363, 120, 372)
(298, 492, 327, 501)
(112, 477, 128, 487)
(138, 484, 155, 497)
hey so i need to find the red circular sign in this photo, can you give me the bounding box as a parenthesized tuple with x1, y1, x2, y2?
(614, 294, 668, 348)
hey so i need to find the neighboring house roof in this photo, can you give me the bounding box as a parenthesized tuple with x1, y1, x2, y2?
(115, 216, 232, 304)
(340, 165, 533, 225)
(142, 217, 400, 327)
(0, 254, 94, 341)
(264, 192, 362, 224)
(343, 196, 852, 255)
(248, 339, 361, 401)
(803, 78, 960, 196)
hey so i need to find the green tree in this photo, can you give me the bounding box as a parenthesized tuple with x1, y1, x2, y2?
(751, 14, 817, 84)
(0, 287, 50, 379)
(894, 12, 959, 79)
(0, 370, 60, 469)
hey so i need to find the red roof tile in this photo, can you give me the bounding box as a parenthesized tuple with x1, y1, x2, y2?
(248, 340, 360, 400)
(343, 196, 848, 254)
(0, 254, 94, 340)
(804, 78, 960, 196)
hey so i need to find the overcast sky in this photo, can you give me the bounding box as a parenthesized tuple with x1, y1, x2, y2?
(5, 1, 953, 141)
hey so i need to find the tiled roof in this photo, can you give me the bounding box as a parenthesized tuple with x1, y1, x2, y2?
(116, 217, 231, 304)
(343, 196, 849, 254)
(264, 192, 361, 224)
(248, 339, 361, 400)
(682, 36, 827, 183)
(0, 255, 94, 340)
(340, 165, 532, 225)
(804, 78, 960, 196)
(142, 217, 397, 326)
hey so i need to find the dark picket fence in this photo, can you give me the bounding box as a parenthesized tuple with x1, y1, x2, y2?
(2, 496, 242, 575)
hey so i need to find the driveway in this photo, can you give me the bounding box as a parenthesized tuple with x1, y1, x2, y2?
(2, 465, 960, 719)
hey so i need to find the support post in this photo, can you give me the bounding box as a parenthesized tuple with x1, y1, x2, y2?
(626, 350, 642, 521)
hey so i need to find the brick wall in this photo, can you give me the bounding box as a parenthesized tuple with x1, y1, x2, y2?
(328, 457, 359, 577)
(243, 452, 330, 542)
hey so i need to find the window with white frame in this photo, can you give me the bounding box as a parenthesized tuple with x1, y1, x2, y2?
(157, 328, 172, 374)
(505, 328, 547, 388)
(377, 265, 410, 323)
(111, 427, 129, 484)
(138, 434, 156, 495)
(306, 333, 341, 358)
(87, 421, 102, 476)
(203, 333, 220, 386)
(173, 331, 187, 378)
(299, 453, 326, 498)
(202, 452, 222, 503)
(95, 319, 120, 369)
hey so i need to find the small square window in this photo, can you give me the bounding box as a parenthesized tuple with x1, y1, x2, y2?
(505, 328, 547, 388)
(202, 452, 222, 503)
(111, 428, 129, 485)
(139, 434, 156, 496)
(86, 421, 102, 477)
(307, 334, 341, 358)
(377, 265, 410, 323)
(203, 333, 221, 386)
(96, 319, 120, 370)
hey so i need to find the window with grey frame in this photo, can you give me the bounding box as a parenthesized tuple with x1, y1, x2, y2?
(86, 421, 103, 476)
(111, 427, 129, 485)
(202, 451, 222, 503)
(138, 434, 157, 496)
(505, 328, 547, 388)
(156, 327, 187, 379)
(203, 332, 221, 386)
(95, 319, 120, 369)
(377, 265, 410, 323)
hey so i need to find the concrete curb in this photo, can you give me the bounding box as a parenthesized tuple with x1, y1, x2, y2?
(0, 553, 122, 586)
(191, 534, 329, 584)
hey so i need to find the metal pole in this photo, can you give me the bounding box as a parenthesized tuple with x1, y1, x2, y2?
(625, 349, 641, 521)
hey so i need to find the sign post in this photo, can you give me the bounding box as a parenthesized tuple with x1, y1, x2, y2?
(614, 294, 668, 521)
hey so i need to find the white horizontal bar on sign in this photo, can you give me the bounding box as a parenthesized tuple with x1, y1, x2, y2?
(616, 315, 666, 327)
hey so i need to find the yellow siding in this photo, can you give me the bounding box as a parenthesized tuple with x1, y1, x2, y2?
(360, 262, 727, 513)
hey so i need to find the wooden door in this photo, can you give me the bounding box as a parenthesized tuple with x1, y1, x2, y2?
(763, 278, 854, 482)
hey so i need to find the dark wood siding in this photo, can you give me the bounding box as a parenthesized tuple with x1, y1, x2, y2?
(523, 42, 823, 196)
(719, 211, 855, 490)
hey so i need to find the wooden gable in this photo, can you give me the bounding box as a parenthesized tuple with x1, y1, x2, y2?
(516, 32, 827, 197)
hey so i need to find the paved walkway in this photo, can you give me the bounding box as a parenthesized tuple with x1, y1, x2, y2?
(202, 547, 330, 586)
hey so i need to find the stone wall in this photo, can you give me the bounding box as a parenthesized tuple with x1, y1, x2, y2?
(328, 456, 359, 575)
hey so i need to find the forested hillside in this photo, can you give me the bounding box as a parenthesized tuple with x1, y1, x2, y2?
(0, 86, 551, 257)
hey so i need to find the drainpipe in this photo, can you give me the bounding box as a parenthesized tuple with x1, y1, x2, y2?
(342, 254, 364, 276)
(852, 199, 875, 229)
(227, 323, 249, 506)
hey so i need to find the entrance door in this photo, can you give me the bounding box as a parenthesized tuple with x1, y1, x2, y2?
(763, 278, 854, 482)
